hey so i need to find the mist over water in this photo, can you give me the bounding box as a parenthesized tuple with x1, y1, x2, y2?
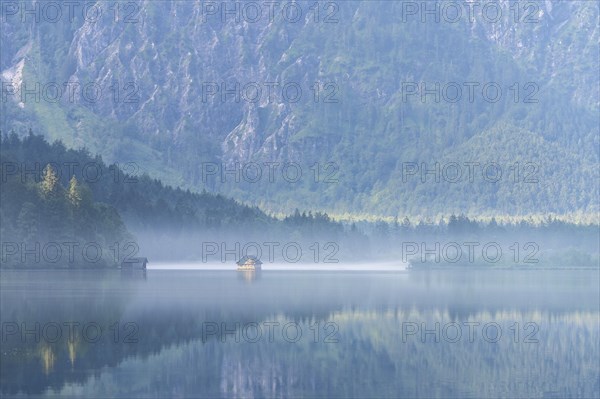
(150, 262, 409, 271)
(1, 269, 598, 398)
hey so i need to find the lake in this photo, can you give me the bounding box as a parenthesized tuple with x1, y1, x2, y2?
(1, 268, 598, 398)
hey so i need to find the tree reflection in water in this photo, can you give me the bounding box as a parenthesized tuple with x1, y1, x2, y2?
(1, 269, 598, 398)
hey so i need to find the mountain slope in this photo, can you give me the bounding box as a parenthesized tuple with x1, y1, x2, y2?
(2, 0, 598, 217)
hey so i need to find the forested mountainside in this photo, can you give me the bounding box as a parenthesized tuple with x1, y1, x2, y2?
(2, 133, 597, 267)
(2, 0, 598, 217)
(0, 132, 352, 266)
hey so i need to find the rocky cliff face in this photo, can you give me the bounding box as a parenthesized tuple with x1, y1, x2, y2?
(2, 0, 598, 216)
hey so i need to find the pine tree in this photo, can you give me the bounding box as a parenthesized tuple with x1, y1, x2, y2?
(67, 176, 82, 208)
(41, 165, 59, 198)
(39, 164, 67, 241)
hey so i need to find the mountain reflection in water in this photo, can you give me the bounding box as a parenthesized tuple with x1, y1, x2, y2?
(1, 269, 598, 398)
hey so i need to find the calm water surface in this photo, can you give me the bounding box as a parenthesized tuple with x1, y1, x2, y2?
(1, 269, 599, 398)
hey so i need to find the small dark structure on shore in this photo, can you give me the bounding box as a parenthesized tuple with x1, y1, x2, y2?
(121, 257, 149, 270)
(236, 256, 262, 271)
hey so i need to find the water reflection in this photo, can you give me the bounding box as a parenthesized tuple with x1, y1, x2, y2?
(1, 269, 598, 398)
(237, 270, 261, 282)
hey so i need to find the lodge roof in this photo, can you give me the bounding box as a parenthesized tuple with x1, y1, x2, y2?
(236, 255, 263, 266)
(122, 257, 149, 263)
